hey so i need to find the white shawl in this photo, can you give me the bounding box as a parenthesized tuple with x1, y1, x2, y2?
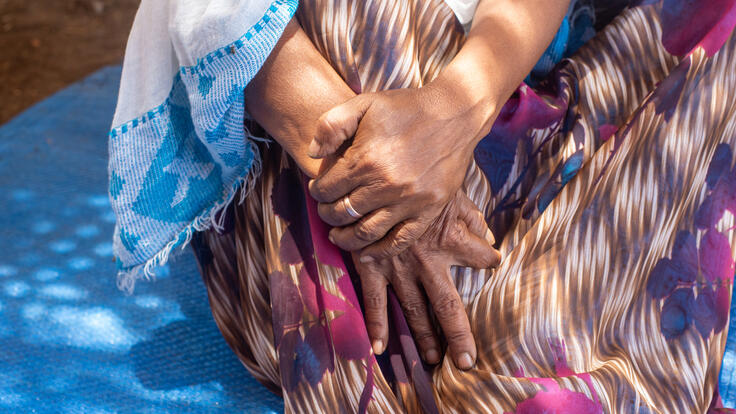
(108, 0, 478, 291)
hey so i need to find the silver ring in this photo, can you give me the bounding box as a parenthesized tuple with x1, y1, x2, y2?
(343, 196, 362, 219)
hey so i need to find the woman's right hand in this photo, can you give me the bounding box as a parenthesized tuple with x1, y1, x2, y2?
(355, 190, 500, 370)
(244, 18, 356, 178)
(308, 82, 496, 262)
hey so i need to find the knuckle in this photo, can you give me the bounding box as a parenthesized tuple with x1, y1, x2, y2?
(382, 169, 408, 191)
(435, 294, 462, 315)
(310, 181, 328, 201)
(383, 173, 397, 187)
(397, 230, 415, 246)
(334, 237, 352, 251)
(413, 330, 436, 342)
(403, 181, 420, 197)
(317, 203, 336, 223)
(365, 320, 386, 332)
(395, 237, 412, 252)
(392, 227, 420, 252)
(383, 238, 406, 257)
(351, 158, 367, 176)
(427, 187, 447, 205)
(318, 114, 343, 140)
(374, 179, 394, 195)
(354, 222, 379, 242)
(445, 329, 471, 345)
(363, 291, 385, 308)
(445, 222, 466, 246)
(410, 247, 434, 265)
(400, 300, 425, 319)
(363, 155, 381, 171)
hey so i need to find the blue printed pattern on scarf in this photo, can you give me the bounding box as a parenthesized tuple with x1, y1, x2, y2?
(108, 0, 298, 290)
(108, 0, 591, 291)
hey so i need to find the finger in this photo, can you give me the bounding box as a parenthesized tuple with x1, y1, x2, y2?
(450, 221, 501, 269)
(309, 156, 363, 203)
(357, 259, 389, 355)
(359, 219, 427, 262)
(308, 94, 374, 159)
(423, 267, 476, 370)
(317, 184, 392, 227)
(455, 191, 494, 244)
(329, 208, 406, 252)
(392, 267, 441, 364)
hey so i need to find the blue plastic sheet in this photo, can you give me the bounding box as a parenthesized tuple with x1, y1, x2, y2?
(0, 66, 282, 413)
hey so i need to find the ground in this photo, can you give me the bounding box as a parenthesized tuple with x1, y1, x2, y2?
(0, 0, 139, 124)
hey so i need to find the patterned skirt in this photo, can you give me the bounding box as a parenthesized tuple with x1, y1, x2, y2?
(191, 0, 736, 412)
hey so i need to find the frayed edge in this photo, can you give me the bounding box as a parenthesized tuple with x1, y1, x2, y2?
(116, 140, 263, 294)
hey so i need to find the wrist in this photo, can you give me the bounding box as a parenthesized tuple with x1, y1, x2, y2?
(424, 70, 500, 151)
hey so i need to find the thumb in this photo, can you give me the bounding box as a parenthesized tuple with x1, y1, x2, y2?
(455, 191, 494, 244)
(308, 94, 373, 159)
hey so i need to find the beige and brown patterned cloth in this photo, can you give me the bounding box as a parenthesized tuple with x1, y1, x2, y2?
(192, 1, 736, 412)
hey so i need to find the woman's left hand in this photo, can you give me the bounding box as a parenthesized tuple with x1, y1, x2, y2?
(355, 190, 501, 370)
(308, 83, 495, 262)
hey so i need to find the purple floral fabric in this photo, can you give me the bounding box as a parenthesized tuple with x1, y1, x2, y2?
(193, 1, 736, 412)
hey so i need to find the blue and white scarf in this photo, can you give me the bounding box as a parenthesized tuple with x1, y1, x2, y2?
(108, 0, 298, 291)
(108, 0, 593, 292)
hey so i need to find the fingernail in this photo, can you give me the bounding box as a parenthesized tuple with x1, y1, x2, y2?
(308, 140, 321, 158)
(425, 349, 440, 364)
(457, 353, 474, 370)
(487, 229, 496, 245)
(359, 255, 374, 264)
(372, 340, 384, 355)
(328, 234, 336, 244)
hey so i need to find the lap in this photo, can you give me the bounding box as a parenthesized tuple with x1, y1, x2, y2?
(446, 6, 736, 413)
(195, 2, 736, 412)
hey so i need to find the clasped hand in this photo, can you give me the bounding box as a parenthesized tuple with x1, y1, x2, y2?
(307, 85, 501, 370)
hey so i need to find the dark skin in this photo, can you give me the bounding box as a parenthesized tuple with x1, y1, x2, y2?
(244, 19, 499, 370)
(245, 0, 569, 370)
(354, 190, 500, 368)
(309, 0, 571, 264)
(243, 20, 354, 178)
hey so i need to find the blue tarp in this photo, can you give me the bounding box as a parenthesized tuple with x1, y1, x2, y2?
(0, 66, 282, 413)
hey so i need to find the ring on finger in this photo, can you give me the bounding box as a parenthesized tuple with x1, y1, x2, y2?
(343, 196, 363, 219)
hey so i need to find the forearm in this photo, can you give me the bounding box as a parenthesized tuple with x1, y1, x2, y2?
(428, 0, 570, 146)
(244, 18, 355, 178)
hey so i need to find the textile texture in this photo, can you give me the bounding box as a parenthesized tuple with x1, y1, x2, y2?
(193, 0, 736, 413)
(108, 0, 297, 291)
(108, 0, 588, 293)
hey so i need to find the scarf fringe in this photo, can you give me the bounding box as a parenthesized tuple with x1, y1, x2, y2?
(116, 139, 263, 294)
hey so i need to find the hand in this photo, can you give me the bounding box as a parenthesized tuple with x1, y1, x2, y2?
(355, 190, 501, 370)
(308, 84, 493, 261)
(243, 18, 356, 179)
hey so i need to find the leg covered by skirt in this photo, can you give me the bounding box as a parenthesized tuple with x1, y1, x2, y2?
(193, 1, 736, 412)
